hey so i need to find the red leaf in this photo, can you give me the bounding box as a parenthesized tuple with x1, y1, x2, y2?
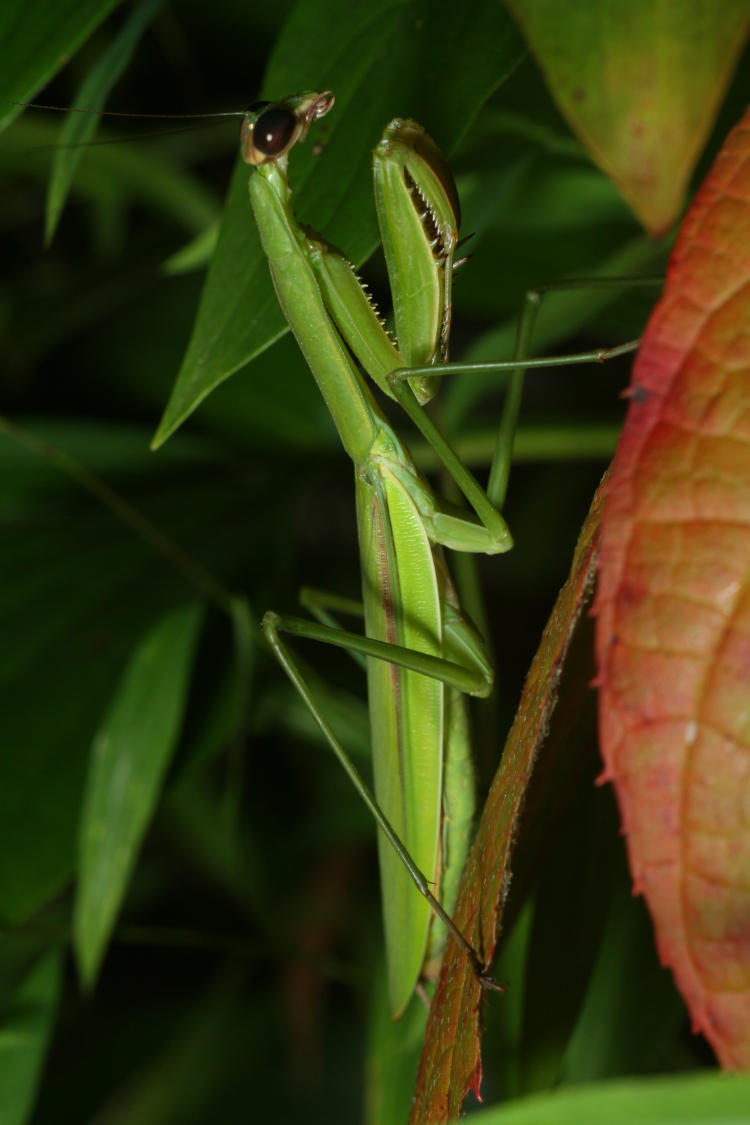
(596, 109, 750, 1069)
(411, 480, 604, 1122)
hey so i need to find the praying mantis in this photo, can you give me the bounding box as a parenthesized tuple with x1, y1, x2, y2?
(243, 90, 638, 1019)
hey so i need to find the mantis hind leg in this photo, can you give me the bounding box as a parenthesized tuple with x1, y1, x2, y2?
(261, 609, 499, 986)
(298, 587, 366, 671)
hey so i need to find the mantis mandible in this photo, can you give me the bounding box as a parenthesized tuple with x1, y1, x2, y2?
(243, 91, 635, 1018)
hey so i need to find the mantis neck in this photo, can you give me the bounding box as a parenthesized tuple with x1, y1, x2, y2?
(249, 161, 387, 466)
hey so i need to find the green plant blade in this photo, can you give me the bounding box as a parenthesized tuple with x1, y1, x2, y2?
(0, 418, 240, 926)
(0, 0, 122, 132)
(467, 1070, 750, 1124)
(2, 117, 220, 245)
(153, 0, 525, 445)
(0, 953, 62, 1125)
(365, 957, 428, 1125)
(505, 0, 750, 233)
(45, 0, 165, 244)
(74, 601, 204, 987)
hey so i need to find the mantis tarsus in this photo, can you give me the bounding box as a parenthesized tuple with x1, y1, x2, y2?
(242, 91, 642, 1019)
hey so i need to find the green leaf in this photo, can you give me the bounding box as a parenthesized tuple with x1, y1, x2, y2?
(0, 417, 263, 925)
(0, 953, 62, 1125)
(0, 0, 123, 132)
(153, 0, 525, 445)
(562, 860, 689, 1082)
(2, 117, 220, 242)
(468, 1071, 750, 1124)
(74, 602, 204, 987)
(518, 780, 617, 1094)
(365, 957, 428, 1125)
(45, 0, 165, 244)
(162, 219, 220, 276)
(504, 0, 750, 233)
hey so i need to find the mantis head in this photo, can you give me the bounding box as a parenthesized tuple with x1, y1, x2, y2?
(240, 91, 335, 167)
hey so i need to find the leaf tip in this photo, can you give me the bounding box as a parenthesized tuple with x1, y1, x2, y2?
(73, 913, 103, 994)
(150, 421, 171, 451)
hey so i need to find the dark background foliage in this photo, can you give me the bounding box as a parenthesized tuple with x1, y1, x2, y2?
(1, 1, 749, 1120)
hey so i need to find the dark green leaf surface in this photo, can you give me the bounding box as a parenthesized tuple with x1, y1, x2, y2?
(469, 1071, 750, 1123)
(0, 0, 123, 131)
(0, 953, 61, 1125)
(154, 0, 525, 444)
(74, 602, 203, 986)
(2, 2, 749, 1121)
(0, 421, 248, 924)
(3, 115, 219, 236)
(505, 0, 750, 232)
(45, 0, 165, 243)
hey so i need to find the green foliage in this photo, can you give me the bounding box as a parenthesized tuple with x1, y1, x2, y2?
(75, 602, 203, 986)
(45, 0, 166, 244)
(0, 955, 61, 1125)
(0, 1, 748, 1121)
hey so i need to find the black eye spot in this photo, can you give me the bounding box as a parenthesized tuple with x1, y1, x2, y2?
(253, 107, 297, 157)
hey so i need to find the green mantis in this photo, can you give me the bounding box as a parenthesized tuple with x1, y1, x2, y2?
(243, 91, 517, 1018)
(242, 91, 638, 1018)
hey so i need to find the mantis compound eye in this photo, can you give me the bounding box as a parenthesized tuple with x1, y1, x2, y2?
(253, 107, 298, 157)
(241, 91, 335, 166)
(241, 105, 298, 165)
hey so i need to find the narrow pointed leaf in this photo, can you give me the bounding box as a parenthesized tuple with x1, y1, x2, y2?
(153, 0, 524, 445)
(411, 481, 606, 1123)
(0, 953, 62, 1125)
(45, 0, 164, 243)
(74, 602, 203, 987)
(505, 0, 750, 234)
(464, 1070, 750, 1124)
(0, 0, 122, 132)
(596, 109, 750, 1069)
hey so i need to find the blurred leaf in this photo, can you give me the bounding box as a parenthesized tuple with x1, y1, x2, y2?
(444, 235, 666, 432)
(218, 595, 255, 831)
(79, 970, 248, 1125)
(0, 0, 122, 131)
(162, 219, 220, 275)
(0, 420, 222, 505)
(153, 0, 525, 445)
(411, 475, 605, 1123)
(518, 773, 616, 1094)
(2, 117, 219, 243)
(562, 852, 690, 1083)
(0, 418, 248, 924)
(365, 958, 428, 1125)
(4, 4, 750, 1119)
(74, 602, 204, 986)
(467, 1070, 750, 1123)
(595, 109, 750, 1068)
(0, 953, 61, 1125)
(505, 0, 750, 233)
(45, 0, 165, 243)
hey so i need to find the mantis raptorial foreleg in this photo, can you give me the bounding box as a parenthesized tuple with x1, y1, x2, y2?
(243, 91, 648, 1017)
(397, 273, 658, 509)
